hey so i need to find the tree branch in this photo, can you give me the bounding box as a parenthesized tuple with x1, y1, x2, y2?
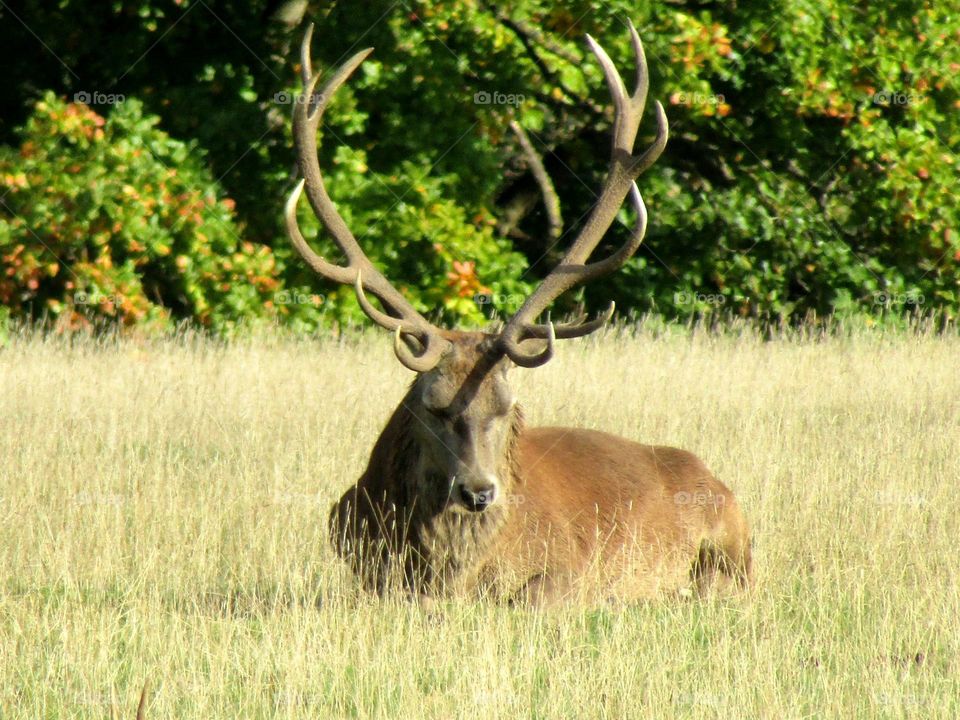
(510, 120, 563, 242)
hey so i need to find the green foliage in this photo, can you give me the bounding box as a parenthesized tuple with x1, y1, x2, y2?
(0, 92, 529, 331)
(0, 1, 957, 331)
(0, 94, 281, 332)
(623, 0, 960, 322)
(289, 146, 532, 326)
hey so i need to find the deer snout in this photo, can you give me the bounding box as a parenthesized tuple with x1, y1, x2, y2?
(456, 476, 498, 512)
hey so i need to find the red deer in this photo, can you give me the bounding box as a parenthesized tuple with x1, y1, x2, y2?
(285, 22, 752, 605)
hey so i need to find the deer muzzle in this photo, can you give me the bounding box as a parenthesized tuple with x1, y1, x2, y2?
(454, 473, 498, 512)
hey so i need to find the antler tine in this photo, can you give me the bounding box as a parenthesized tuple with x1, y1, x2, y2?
(299, 23, 314, 87)
(393, 327, 451, 373)
(523, 301, 616, 340)
(518, 182, 644, 341)
(627, 20, 650, 128)
(286, 24, 450, 372)
(585, 33, 633, 153)
(284, 180, 352, 285)
(499, 23, 668, 368)
(506, 321, 556, 368)
(561, 182, 648, 287)
(631, 101, 668, 176)
(355, 270, 445, 371)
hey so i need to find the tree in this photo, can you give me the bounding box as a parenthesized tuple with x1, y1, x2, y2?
(1, 1, 957, 331)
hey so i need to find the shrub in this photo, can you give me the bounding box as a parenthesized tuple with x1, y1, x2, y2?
(0, 94, 282, 332)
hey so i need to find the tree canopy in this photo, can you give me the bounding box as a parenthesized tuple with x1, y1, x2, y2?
(1, 1, 957, 332)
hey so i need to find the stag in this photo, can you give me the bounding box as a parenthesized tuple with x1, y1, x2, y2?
(285, 23, 752, 605)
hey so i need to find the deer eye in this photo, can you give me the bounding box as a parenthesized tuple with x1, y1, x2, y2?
(451, 416, 469, 437)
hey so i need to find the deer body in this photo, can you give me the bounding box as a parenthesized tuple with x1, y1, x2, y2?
(287, 23, 752, 605)
(328, 333, 752, 605)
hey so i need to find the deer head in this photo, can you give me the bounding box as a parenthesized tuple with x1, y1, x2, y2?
(286, 22, 667, 512)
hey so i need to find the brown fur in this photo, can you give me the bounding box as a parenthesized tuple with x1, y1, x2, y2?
(329, 331, 752, 605)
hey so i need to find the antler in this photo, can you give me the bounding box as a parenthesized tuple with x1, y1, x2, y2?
(285, 24, 451, 372)
(498, 20, 668, 367)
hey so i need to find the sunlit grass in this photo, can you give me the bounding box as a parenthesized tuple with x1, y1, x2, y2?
(1, 322, 958, 718)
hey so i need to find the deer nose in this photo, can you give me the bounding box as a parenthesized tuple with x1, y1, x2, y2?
(458, 481, 497, 512)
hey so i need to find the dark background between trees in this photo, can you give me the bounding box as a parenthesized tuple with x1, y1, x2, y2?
(0, 0, 957, 333)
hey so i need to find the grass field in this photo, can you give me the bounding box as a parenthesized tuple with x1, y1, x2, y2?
(1, 323, 958, 718)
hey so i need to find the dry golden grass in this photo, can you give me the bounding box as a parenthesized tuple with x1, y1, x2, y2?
(1, 323, 958, 718)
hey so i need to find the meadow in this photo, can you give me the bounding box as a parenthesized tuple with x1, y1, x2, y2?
(1, 322, 957, 719)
